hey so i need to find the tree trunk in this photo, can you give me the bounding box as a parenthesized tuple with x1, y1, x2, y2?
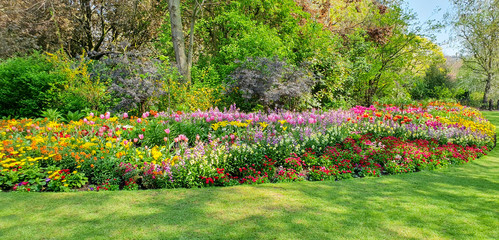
(168, 0, 190, 82)
(81, 0, 93, 52)
(482, 74, 492, 105)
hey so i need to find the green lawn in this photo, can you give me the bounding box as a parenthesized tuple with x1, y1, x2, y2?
(1, 114, 498, 239)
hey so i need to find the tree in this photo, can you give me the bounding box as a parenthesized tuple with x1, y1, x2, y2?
(167, 0, 205, 82)
(450, 0, 499, 105)
(327, 1, 443, 105)
(0, 0, 165, 58)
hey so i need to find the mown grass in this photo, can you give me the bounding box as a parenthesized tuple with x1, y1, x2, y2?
(1, 113, 498, 239)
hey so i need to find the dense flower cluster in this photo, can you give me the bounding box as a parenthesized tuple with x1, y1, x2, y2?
(0, 101, 494, 192)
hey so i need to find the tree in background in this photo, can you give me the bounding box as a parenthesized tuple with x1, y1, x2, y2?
(299, 0, 444, 106)
(450, 0, 499, 106)
(0, 0, 165, 58)
(410, 64, 455, 100)
(167, 0, 207, 82)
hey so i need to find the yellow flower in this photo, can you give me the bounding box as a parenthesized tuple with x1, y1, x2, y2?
(81, 142, 97, 149)
(151, 146, 162, 161)
(171, 156, 179, 166)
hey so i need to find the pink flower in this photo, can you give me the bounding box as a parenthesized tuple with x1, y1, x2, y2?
(123, 113, 128, 118)
(164, 128, 170, 134)
(134, 138, 138, 143)
(137, 118, 142, 123)
(297, 116, 305, 125)
(164, 137, 168, 142)
(139, 134, 144, 140)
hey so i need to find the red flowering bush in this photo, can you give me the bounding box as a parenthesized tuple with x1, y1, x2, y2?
(274, 167, 305, 183)
(308, 166, 339, 181)
(282, 153, 306, 171)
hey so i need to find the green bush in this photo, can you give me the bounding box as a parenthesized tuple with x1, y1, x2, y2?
(46, 51, 111, 114)
(410, 65, 457, 101)
(0, 53, 66, 117)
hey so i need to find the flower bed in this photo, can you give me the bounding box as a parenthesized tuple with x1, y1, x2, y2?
(0, 102, 495, 192)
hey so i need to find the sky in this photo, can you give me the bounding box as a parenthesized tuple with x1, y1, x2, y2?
(406, 0, 459, 56)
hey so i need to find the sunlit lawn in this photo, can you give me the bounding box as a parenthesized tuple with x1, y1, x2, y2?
(1, 112, 498, 239)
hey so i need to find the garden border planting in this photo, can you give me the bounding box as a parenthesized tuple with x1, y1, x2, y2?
(0, 102, 495, 192)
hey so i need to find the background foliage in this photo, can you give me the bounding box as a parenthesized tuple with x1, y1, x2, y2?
(0, 0, 486, 117)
